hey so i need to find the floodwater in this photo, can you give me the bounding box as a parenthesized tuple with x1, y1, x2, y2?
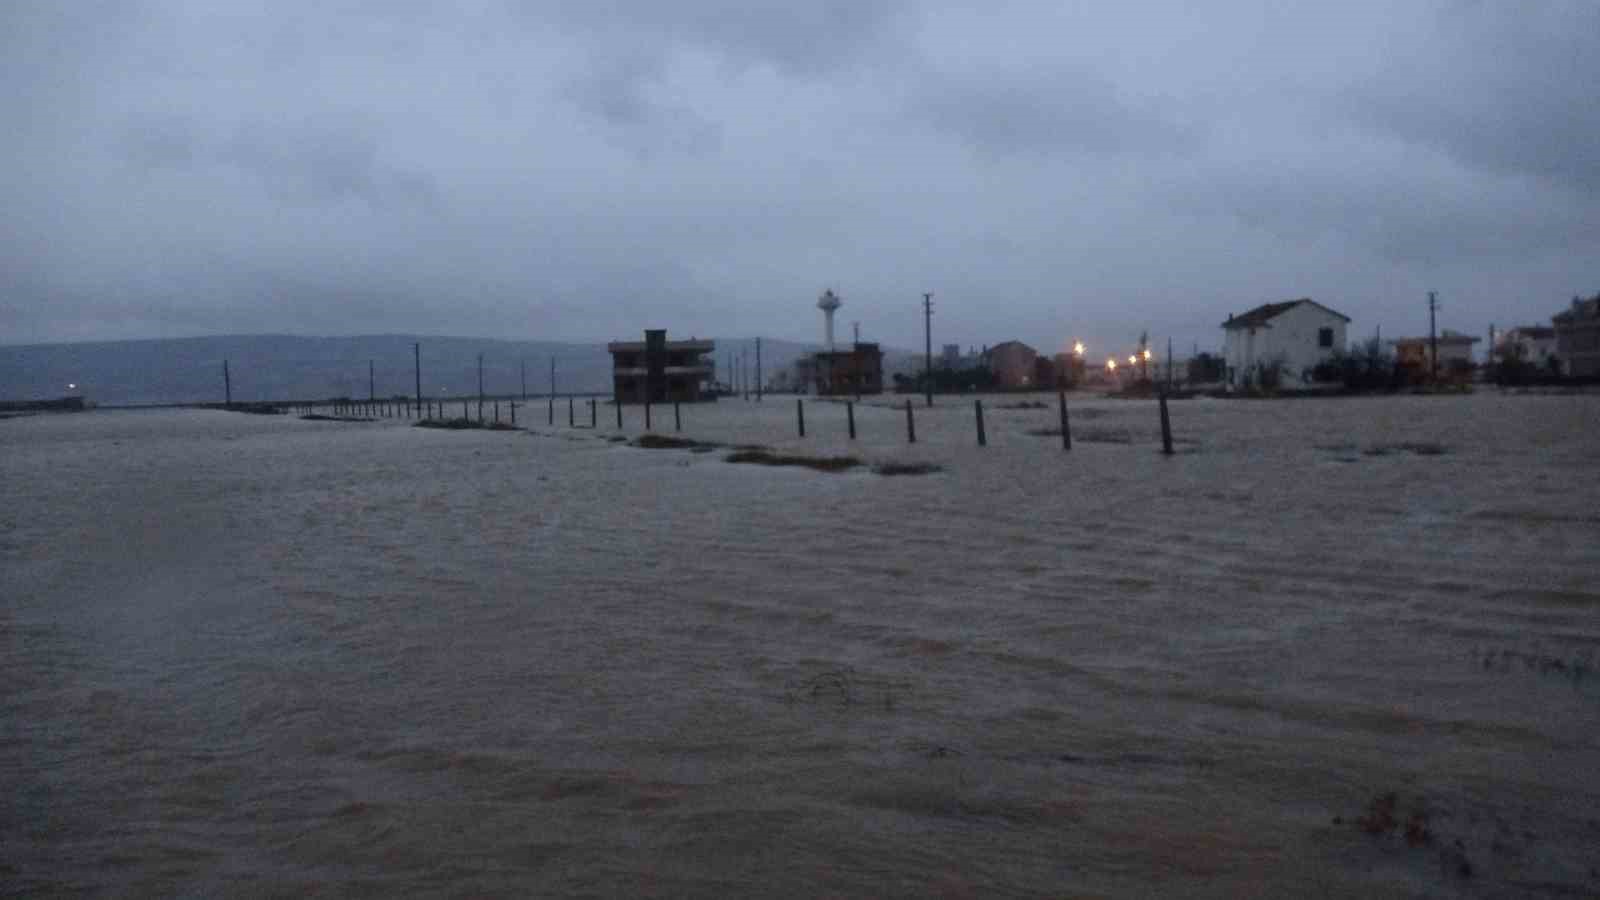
(3, 393, 1598, 897)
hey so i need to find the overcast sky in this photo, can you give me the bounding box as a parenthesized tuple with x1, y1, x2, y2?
(4, 1, 1596, 357)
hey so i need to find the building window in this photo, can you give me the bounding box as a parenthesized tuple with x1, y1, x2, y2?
(1318, 327, 1334, 348)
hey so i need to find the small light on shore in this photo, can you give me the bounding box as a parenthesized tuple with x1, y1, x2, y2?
(1073, 342, 1085, 356)
(1107, 359, 1117, 371)
(68, 383, 76, 390)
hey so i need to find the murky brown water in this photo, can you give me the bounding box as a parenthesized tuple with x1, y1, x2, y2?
(4, 394, 1598, 897)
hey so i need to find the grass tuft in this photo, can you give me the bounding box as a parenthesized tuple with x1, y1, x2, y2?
(724, 449, 862, 472)
(414, 417, 518, 431)
(631, 434, 720, 450)
(872, 461, 943, 476)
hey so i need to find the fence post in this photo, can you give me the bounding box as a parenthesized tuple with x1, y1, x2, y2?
(905, 398, 916, 443)
(591, 399, 597, 428)
(463, 400, 468, 420)
(847, 401, 856, 439)
(975, 399, 986, 447)
(645, 401, 652, 431)
(569, 396, 575, 428)
(1059, 390, 1071, 451)
(797, 398, 805, 437)
(616, 399, 622, 429)
(674, 401, 681, 432)
(1159, 391, 1174, 455)
(510, 402, 516, 426)
(494, 401, 500, 423)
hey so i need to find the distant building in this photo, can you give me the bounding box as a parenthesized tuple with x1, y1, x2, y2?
(607, 330, 715, 404)
(1392, 330, 1480, 376)
(1553, 294, 1600, 377)
(940, 344, 962, 369)
(1494, 326, 1557, 368)
(813, 343, 884, 395)
(988, 340, 1039, 389)
(1221, 298, 1350, 387)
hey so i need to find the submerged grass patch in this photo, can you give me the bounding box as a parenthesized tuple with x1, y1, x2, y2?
(414, 417, 519, 431)
(724, 449, 862, 472)
(630, 434, 720, 450)
(1363, 442, 1448, 456)
(872, 461, 943, 476)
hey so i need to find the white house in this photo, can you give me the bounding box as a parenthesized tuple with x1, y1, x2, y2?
(1221, 298, 1350, 388)
(1496, 326, 1557, 368)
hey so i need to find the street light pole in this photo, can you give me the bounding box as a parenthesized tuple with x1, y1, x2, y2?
(923, 292, 934, 407)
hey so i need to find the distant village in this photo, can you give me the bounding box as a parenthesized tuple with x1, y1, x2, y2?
(608, 290, 1600, 403)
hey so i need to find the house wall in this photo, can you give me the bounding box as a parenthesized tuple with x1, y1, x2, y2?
(1223, 303, 1346, 386)
(1554, 300, 1600, 377)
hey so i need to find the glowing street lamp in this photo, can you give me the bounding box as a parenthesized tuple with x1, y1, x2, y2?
(67, 383, 77, 390)
(1073, 341, 1085, 356)
(1106, 359, 1117, 372)
(1128, 355, 1137, 366)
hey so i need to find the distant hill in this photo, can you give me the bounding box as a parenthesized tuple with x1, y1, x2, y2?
(0, 334, 912, 406)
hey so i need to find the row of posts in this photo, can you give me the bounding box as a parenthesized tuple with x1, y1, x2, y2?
(295, 387, 1174, 455)
(788, 390, 1174, 454)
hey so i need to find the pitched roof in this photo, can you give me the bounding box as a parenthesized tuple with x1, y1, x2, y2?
(1221, 298, 1350, 329)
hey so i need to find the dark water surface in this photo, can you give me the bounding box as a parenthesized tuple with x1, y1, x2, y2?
(4, 398, 1598, 897)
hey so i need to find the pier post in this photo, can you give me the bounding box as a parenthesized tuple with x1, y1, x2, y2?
(1159, 391, 1174, 455)
(975, 399, 986, 447)
(797, 398, 805, 437)
(847, 401, 855, 440)
(905, 399, 916, 443)
(1059, 391, 1071, 451)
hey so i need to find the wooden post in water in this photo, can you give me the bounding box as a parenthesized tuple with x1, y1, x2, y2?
(569, 396, 575, 427)
(1059, 390, 1071, 450)
(510, 401, 516, 426)
(615, 399, 622, 429)
(905, 398, 916, 443)
(222, 359, 232, 408)
(462, 400, 468, 420)
(413, 342, 422, 417)
(847, 401, 856, 439)
(974, 398, 986, 447)
(645, 400, 652, 431)
(674, 401, 681, 432)
(476, 353, 484, 422)
(1159, 391, 1174, 455)
(494, 401, 500, 423)
(797, 398, 805, 437)
(591, 399, 597, 428)
(548, 395, 554, 426)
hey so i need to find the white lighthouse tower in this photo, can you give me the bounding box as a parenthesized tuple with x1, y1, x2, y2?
(817, 289, 842, 352)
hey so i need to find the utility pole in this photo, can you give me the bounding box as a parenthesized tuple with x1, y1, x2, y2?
(223, 359, 232, 407)
(923, 292, 934, 407)
(1428, 291, 1440, 383)
(368, 360, 375, 403)
(755, 337, 762, 401)
(1167, 337, 1174, 392)
(413, 342, 421, 415)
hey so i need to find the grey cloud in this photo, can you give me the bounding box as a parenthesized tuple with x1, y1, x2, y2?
(532, 0, 916, 75)
(1340, 3, 1600, 193)
(912, 65, 1201, 157)
(1172, 156, 1599, 266)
